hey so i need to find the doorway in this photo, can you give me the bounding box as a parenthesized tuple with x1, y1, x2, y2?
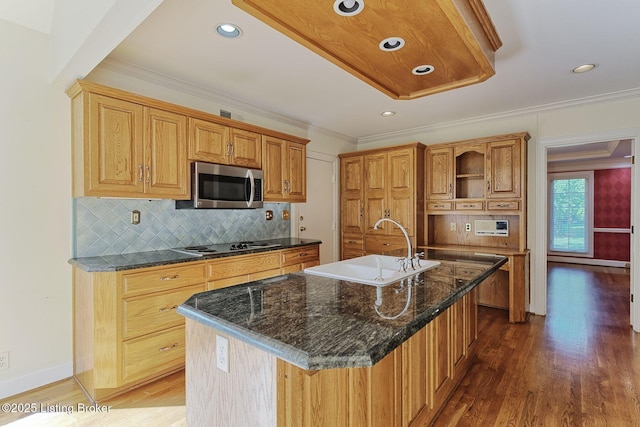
(291, 151, 339, 264)
(534, 129, 640, 331)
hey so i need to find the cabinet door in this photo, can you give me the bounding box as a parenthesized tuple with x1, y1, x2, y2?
(486, 139, 521, 199)
(364, 153, 387, 234)
(229, 128, 261, 168)
(341, 156, 364, 234)
(262, 136, 286, 200)
(145, 108, 189, 198)
(387, 148, 414, 237)
(188, 118, 229, 164)
(426, 147, 453, 200)
(285, 141, 306, 202)
(87, 93, 144, 195)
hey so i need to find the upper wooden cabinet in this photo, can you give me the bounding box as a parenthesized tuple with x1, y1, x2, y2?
(262, 136, 307, 202)
(67, 80, 309, 200)
(188, 117, 261, 169)
(425, 132, 529, 213)
(339, 143, 425, 259)
(74, 92, 189, 199)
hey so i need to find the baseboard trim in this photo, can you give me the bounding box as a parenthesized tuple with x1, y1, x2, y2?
(547, 256, 630, 268)
(0, 362, 73, 400)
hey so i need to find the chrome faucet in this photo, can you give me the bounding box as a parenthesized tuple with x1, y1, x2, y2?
(373, 218, 413, 270)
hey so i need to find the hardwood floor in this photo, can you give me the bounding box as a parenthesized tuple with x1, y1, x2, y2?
(434, 262, 637, 426)
(1, 262, 635, 426)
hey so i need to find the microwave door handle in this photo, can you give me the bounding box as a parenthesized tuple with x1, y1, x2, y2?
(247, 169, 255, 207)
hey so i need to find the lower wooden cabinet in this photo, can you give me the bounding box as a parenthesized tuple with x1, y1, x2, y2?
(73, 245, 320, 400)
(185, 286, 479, 427)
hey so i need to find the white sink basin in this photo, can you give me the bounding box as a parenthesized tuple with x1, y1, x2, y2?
(304, 255, 440, 286)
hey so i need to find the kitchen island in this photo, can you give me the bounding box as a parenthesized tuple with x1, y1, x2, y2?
(178, 249, 507, 426)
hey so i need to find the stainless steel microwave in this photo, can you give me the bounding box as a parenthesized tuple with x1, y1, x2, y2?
(176, 162, 263, 209)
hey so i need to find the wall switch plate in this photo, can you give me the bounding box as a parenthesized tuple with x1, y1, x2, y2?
(282, 210, 290, 220)
(449, 222, 457, 231)
(131, 210, 141, 225)
(265, 210, 273, 220)
(0, 351, 9, 370)
(465, 223, 471, 232)
(216, 336, 229, 373)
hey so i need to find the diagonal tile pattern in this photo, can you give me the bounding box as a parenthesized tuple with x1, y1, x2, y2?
(73, 198, 291, 257)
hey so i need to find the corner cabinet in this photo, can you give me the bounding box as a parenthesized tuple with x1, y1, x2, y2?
(339, 143, 425, 259)
(262, 136, 308, 202)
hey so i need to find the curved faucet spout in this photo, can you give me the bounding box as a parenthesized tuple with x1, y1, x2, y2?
(373, 218, 412, 260)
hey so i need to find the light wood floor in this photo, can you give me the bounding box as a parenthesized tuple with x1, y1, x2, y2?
(1, 262, 635, 426)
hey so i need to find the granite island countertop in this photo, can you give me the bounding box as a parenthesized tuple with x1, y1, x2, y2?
(69, 238, 322, 272)
(177, 249, 507, 370)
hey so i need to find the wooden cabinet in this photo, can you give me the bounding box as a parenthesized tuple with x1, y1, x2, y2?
(339, 143, 425, 260)
(188, 118, 262, 168)
(73, 244, 319, 400)
(426, 146, 453, 200)
(70, 91, 189, 199)
(425, 133, 528, 213)
(67, 80, 309, 200)
(73, 262, 206, 401)
(262, 136, 307, 202)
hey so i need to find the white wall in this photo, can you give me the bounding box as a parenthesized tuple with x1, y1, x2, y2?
(0, 20, 72, 399)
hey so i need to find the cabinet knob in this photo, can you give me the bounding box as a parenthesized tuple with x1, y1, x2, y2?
(299, 226, 306, 232)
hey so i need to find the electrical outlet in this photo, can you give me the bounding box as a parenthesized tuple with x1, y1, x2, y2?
(0, 351, 9, 370)
(449, 222, 457, 231)
(465, 223, 471, 232)
(131, 210, 141, 225)
(216, 336, 229, 373)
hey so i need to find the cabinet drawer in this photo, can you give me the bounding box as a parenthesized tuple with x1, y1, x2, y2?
(281, 245, 319, 266)
(342, 234, 364, 250)
(123, 284, 204, 340)
(365, 235, 407, 254)
(122, 263, 206, 297)
(122, 325, 185, 383)
(455, 201, 484, 211)
(487, 200, 520, 211)
(427, 202, 452, 211)
(207, 252, 280, 280)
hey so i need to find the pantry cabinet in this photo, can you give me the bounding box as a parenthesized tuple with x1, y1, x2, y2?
(339, 143, 425, 259)
(262, 136, 307, 202)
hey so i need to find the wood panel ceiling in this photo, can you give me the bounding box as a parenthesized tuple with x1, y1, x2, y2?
(232, 0, 501, 100)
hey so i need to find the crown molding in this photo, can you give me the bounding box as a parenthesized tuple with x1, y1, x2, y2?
(358, 87, 640, 144)
(96, 57, 351, 142)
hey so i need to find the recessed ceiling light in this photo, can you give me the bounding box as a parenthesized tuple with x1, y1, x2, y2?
(412, 65, 435, 75)
(216, 23, 242, 39)
(333, 0, 364, 16)
(379, 37, 405, 52)
(571, 63, 598, 74)
(381, 111, 396, 117)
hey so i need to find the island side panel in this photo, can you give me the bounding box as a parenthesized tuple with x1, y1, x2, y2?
(185, 319, 277, 427)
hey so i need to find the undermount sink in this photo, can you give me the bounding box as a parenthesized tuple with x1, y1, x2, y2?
(304, 255, 440, 286)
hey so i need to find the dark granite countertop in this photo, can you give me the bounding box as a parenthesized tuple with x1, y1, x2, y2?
(69, 238, 322, 272)
(177, 249, 507, 370)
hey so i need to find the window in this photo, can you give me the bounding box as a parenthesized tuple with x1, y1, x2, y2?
(548, 171, 594, 257)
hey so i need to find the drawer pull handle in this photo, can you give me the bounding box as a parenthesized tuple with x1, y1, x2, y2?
(496, 204, 509, 208)
(159, 305, 179, 312)
(298, 253, 307, 257)
(160, 274, 179, 281)
(159, 343, 179, 352)
(383, 243, 391, 246)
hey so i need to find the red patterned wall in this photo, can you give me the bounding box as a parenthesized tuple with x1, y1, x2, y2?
(593, 168, 631, 262)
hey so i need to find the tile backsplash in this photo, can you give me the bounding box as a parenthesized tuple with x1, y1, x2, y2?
(73, 198, 291, 258)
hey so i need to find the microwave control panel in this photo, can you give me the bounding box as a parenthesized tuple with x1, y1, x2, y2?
(474, 219, 508, 237)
